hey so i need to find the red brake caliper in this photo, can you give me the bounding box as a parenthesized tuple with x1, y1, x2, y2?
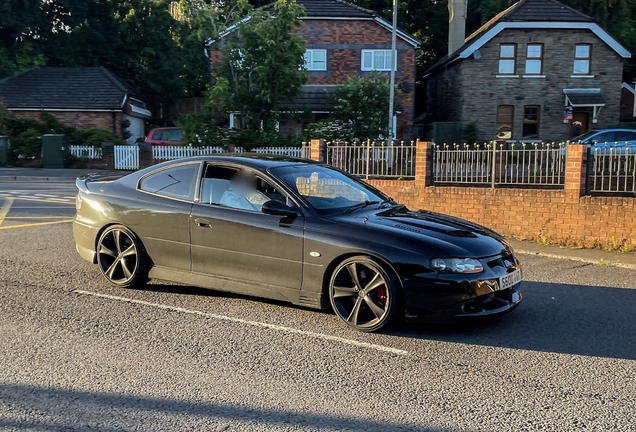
(377, 285, 387, 303)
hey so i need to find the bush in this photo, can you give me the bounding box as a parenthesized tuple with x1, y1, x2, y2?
(304, 118, 354, 143)
(70, 128, 127, 147)
(11, 129, 42, 159)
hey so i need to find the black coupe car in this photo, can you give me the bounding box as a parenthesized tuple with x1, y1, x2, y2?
(74, 154, 521, 332)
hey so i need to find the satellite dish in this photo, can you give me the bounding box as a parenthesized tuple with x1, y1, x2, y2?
(473, 50, 482, 60)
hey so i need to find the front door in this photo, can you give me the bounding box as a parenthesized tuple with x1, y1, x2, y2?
(569, 112, 589, 139)
(190, 165, 304, 291)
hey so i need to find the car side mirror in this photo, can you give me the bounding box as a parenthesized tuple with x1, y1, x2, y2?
(261, 200, 297, 219)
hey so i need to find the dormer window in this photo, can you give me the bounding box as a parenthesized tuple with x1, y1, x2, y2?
(525, 44, 543, 74)
(573, 44, 591, 75)
(499, 44, 516, 74)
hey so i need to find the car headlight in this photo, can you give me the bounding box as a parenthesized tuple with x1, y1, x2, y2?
(430, 258, 484, 274)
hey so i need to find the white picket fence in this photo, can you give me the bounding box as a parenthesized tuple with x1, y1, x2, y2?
(102, 145, 306, 170)
(252, 147, 305, 157)
(153, 145, 225, 160)
(69, 145, 102, 159)
(114, 145, 139, 170)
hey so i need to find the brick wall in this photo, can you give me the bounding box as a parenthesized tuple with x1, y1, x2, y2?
(366, 182, 636, 249)
(428, 28, 624, 142)
(11, 110, 122, 134)
(310, 140, 636, 250)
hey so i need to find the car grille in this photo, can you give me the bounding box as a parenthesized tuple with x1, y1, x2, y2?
(486, 252, 516, 271)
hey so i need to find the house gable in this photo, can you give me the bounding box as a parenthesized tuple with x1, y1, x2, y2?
(425, 0, 630, 79)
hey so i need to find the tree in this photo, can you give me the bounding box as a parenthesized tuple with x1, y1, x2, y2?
(206, 0, 307, 131)
(331, 72, 400, 141)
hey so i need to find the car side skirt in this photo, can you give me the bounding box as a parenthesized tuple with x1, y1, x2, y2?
(148, 266, 324, 310)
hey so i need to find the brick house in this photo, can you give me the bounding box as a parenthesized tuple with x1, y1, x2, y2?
(620, 82, 635, 119)
(207, 0, 419, 139)
(0, 67, 152, 144)
(422, 0, 631, 143)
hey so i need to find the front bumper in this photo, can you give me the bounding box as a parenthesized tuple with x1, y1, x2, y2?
(401, 251, 522, 322)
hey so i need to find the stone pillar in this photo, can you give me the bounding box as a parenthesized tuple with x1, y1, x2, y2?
(139, 143, 153, 169)
(565, 144, 587, 199)
(415, 140, 433, 187)
(101, 142, 115, 170)
(310, 139, 326, 163)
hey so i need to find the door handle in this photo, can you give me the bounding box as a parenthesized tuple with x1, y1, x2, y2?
(195, 218, 212, 228)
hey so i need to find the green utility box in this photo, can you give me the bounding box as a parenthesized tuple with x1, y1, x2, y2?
(0, 136, 9, 165)
(42, 134, 70, 169)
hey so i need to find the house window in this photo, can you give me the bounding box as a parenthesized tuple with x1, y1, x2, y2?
(361, 50, 396, 71)
(522, 106, 540, 138)
(525, 44, 543, 74)
(304, 49, 327, 71)
(498, 44, 516, 74)
(573, 44, 591, 75)
(496, 105, 514, 139)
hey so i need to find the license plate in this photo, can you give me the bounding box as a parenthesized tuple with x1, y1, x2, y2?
(499, 269, 522, 291)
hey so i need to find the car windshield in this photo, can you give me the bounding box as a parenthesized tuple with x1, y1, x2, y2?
(270, 165, 388, 214)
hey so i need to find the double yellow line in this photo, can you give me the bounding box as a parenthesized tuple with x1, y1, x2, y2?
(0, 197, 74, 230)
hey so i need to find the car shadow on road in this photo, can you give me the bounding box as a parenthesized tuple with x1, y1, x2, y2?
(398, 281, 636, 360)
(132, 280, 636, 361)
(0, 383, 453, 432)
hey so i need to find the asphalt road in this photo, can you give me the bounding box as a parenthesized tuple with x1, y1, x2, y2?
(0, 180, 635, 431)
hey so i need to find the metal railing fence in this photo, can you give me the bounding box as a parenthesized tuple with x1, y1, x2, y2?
(327, 141, 416, 179)
(589, 146, 636, 193)
(433, 142, 567, 187)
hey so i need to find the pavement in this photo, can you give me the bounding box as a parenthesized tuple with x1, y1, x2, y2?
(2, 167, 636, 269)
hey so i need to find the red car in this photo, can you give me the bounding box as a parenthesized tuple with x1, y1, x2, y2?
(145, 127, 184, 145)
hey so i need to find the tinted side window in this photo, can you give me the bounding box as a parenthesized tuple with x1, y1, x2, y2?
(140, 164, 199, 200)
(615, 131, 636, 141)
(591, 132, 615, 143)
(152, 130, 163, 140)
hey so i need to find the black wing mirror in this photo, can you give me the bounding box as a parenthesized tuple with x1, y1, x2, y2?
(261, 200, 298, 219)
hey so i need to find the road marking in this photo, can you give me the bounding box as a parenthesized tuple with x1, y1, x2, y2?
(0, 219, 73, 230)
(0, 198, 14, 226)
(0, 197, 75, 205)
(34, 194, 57, 197)
(73, 290, 410, 356)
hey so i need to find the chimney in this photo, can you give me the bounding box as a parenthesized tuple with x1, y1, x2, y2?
(448, 0, 467, 55)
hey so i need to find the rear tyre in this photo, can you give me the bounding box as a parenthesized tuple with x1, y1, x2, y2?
(96, 225, 149, 288)
(329, 256, 403, 332)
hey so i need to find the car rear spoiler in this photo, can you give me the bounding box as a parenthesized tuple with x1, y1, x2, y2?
(75, 173, 127, 193)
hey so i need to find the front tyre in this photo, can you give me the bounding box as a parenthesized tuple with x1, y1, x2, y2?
(96, 225, 149, 288)
(329, 256, 403, 332)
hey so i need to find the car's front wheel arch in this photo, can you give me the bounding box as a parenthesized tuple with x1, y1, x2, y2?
(323, 253, 405, 332)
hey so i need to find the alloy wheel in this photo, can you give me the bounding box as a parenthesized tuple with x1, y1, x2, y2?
(98, 228, 139, 284)
(330, 259, 393, 331)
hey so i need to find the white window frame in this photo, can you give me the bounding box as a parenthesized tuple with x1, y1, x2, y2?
(361, 50, 397, 72)
(304, 49, 327, 71)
